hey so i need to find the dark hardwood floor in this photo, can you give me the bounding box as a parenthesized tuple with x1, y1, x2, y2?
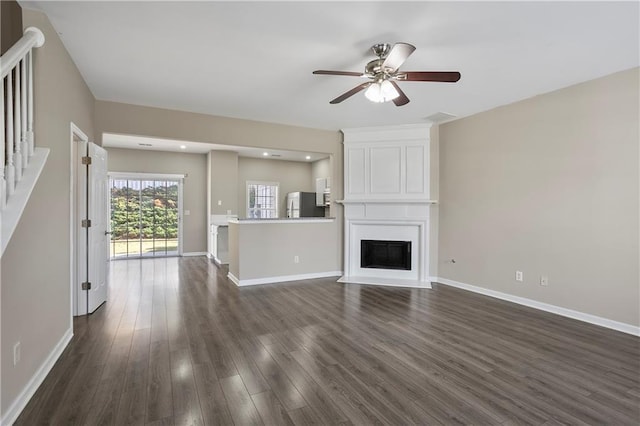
(16, 257, 640, 425)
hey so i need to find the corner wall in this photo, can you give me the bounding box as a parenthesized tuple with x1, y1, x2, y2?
(1, 8, 96, 418)
(438, 67, 639, 327)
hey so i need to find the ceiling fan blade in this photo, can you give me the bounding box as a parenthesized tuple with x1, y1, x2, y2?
(397, 71, 461, 82)
(313, 70, 365, 77)
(389, 81, 410, 106)
(329, 82, 371, 104)
(381, 42, 416, 72)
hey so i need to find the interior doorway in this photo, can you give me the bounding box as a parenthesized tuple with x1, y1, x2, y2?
(70, 123, 110, 316)
(108, 174, 183, 259)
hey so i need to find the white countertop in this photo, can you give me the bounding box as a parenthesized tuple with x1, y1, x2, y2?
(229, 218, 335, 224)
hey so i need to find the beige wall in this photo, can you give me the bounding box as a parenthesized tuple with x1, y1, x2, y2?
(229, 221, 340, 281)
(429, 125, 440, 278)
(311, 157, 331, 187)
(2, 9, 96, 414)
(94, 101, 342, 155)
(208, 150, 239, 215)
(438, 67, 639, 326)
(237, 157, 313, 218)
(1, 0, 22, 55)
(106, 148, 208, 253)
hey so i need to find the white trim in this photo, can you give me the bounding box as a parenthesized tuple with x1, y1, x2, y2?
(229, 218, 335, 225)
(338, 276, 432, 289)
(70, 123, 89, 318)
(230, 271, 342, 287)
(107, 171, 186, 179)
(435, 277, 640, 337)
(336, 199, 438, 204)
(182, 251, 208, 257)
(341, 123, 433, 142)
(1, 147, 49, 257)
(1, 328, 73, 426)
(227, 272, 240, 286)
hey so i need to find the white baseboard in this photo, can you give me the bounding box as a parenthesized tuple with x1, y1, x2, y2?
(182, 252, 208, 257)
(1, 327, 73, 426)
(435, 277, 640, 336)
(230, 271, 342, 287)
(227, 272, 240, 286)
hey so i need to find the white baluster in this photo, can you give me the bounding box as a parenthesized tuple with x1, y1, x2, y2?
(20, 57, 28, 169)
(6, 70, 15, 196)
(14, 63, 22, 182)
(1, 75, 6, 209)
(27, 50, 34, 156)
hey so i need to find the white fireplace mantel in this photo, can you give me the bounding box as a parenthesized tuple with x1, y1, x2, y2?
(339, 124, 436, 289)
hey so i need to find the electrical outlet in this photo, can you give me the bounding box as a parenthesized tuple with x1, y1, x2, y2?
(217, 200, 222, 206)
(515, 271, 523, 282)
(540, 275, 549, 286)
(13, 341, 21, 366)
(294, 255, 299, 264)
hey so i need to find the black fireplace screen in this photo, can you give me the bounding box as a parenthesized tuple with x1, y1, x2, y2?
(361, 240, 411, 270)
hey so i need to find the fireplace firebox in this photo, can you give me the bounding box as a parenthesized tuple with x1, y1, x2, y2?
(360, 240, 411, 271)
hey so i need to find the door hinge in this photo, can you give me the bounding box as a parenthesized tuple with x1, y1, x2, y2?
(81, 156, 92, 165)
(81, 219, 92, 228)
(81, 282, 92, 290)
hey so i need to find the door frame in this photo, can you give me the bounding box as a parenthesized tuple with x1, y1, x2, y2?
(107, 172, 185, 259)
(69, 122, 89, 317)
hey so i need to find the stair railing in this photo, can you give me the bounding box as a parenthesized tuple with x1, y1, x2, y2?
(1, 27, 45, 209)
(1, 27, 47, 256)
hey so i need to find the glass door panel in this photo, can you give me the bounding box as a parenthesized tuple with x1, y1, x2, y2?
(165, 181, 179, 256)
(109, 177, 181, 259)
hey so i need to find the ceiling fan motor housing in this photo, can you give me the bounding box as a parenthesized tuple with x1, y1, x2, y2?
(371, 43, 391, 58)
(365, 58, 387, 77)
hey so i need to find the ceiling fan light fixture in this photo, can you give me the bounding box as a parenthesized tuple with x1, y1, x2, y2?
(365, 79, 399, 103)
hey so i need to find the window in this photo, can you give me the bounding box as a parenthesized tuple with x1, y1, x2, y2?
(247, 181, 279, 218)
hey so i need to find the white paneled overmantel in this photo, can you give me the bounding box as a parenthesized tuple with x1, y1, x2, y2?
(339, 124, 436, 288)
(342, 124, 433, 202)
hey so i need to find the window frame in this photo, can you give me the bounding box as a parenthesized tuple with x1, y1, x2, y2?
(246, 180, 279, 219)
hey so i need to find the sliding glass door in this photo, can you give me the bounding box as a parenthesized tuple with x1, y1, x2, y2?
(109, 176, 181, 259)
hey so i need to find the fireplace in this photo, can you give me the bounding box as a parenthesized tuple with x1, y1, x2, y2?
(338, 123, 435, 288)
(361, 240, 411, 270)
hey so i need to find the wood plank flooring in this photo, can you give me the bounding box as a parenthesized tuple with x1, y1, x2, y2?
(16, 257, 640, 425)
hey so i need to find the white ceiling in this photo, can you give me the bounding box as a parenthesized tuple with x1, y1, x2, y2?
(22, 1, 639, 131)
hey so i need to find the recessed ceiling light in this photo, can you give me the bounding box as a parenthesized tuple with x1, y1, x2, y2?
(263, 152, 269, 156)
(180, 145, 186, 150)
(305, 155, 311, 160)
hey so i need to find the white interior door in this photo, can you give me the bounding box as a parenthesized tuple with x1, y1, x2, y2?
(88, 143, 109, 312)
(77, 142, 109, 314)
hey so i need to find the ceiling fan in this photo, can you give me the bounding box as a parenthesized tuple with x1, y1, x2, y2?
(313, 42, 461, 106)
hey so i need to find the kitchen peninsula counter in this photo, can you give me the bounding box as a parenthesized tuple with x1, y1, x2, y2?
(229, 217, 335, 224)
(228, 218, 341, 286)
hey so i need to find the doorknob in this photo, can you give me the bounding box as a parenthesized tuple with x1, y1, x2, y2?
(104, 231, 112, 235)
